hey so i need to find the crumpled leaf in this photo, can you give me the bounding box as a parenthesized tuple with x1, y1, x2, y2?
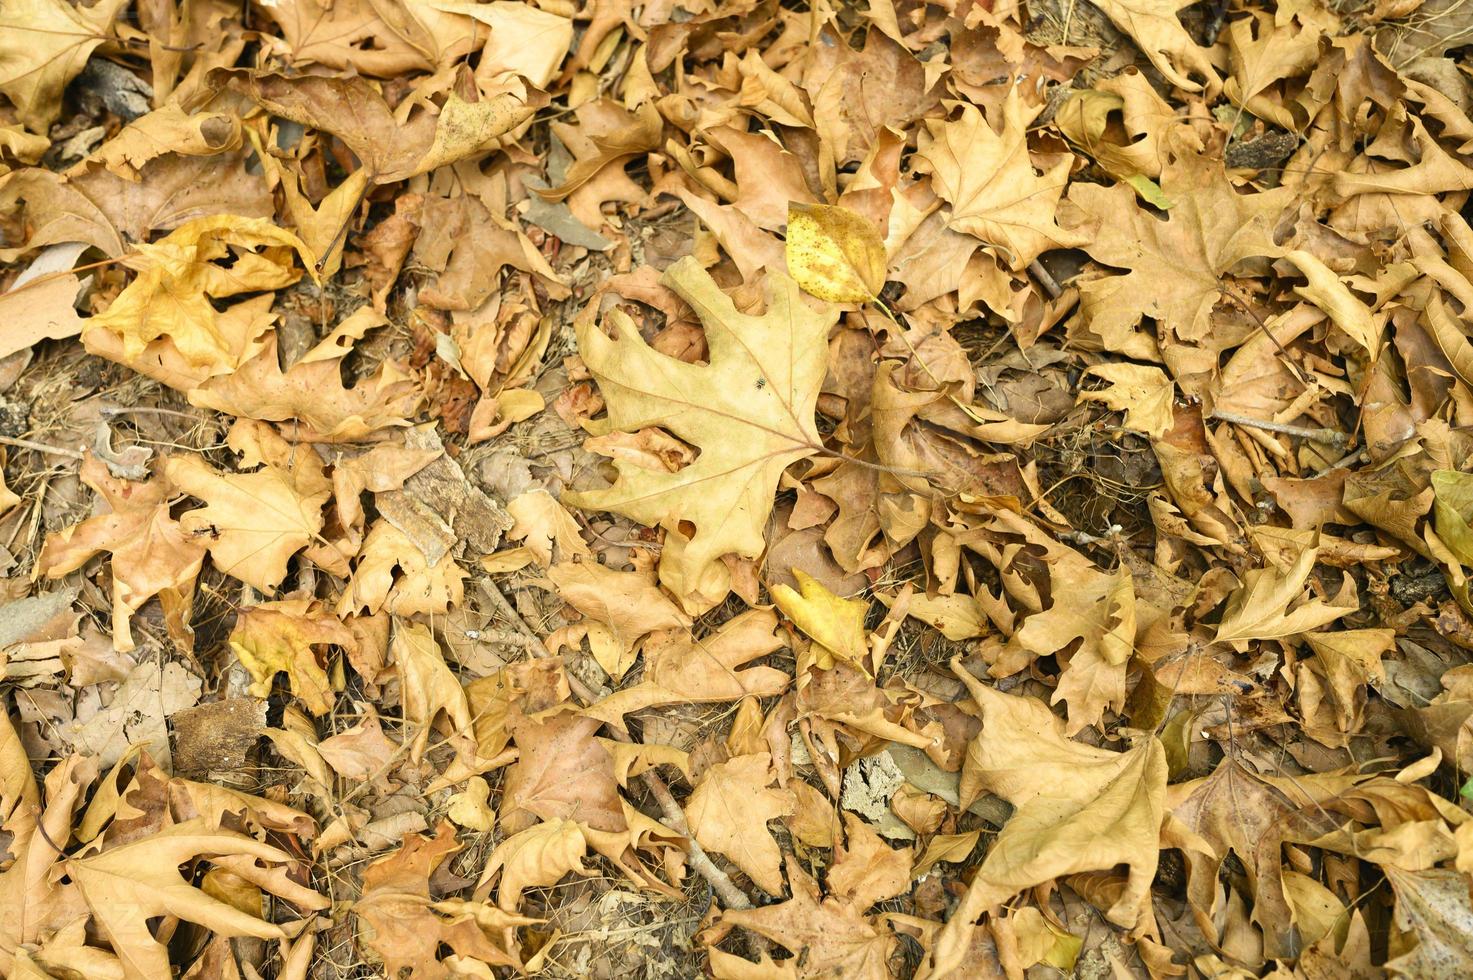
(1089, 0, 1222, 93)
(1078, 363, 1176, 438)
(583, 609, 789, 730)
(393, 622, 474, 762)
(355, 821, 531, 976)
(567, 256, 837, 599)
(786, 202, 887, 303)
(1063, 135, 1291, 345)
(220, 70, 534, 183)
(190, 335, 422, 442)
(1386, 866, 1473, 978)
(83, 215, 314, 385)
(478, 818, 592, 912)
(228, 599, 354, 716)
(707, 857, 895, 980)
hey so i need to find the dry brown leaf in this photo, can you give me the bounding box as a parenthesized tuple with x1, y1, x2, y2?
(221, 70, 534, 183)
(1063, 135, 1291, 345)
(479, 818, 592, 912)
(1214, 544, 1355, 647)
(355, 821, 531, 976)
(0, 0, 128, 132)
(38, 455, 205, 653)
(393, 622, 474, 762)
(567, 256, 837, 602)
(707, 856, 896, 980)
(584, 609, 790, 730)
(69, 820, 328, 980)
(684, 752, 796, 896)
(165, 452, 328, 593)
(915, 88, 1085, 271)
(83, 215, 313, 385)
(925, 663, 1166, 977)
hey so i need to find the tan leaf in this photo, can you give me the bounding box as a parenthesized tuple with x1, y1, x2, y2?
(356, 822, 529, 975)
(502, 711, 624, 833)
(1089, 0, 1222, 93)
(1078, 363, 1176, 439)
(221, 71, 533, 183)
(38, 455, 205, 653)
(584, 610, 790, 730)
(828, 813, 911, 911)
(68, 820, 327, 980)
(709, 857, 895, 980)
(1385, 867, 1473, 978)
(1213, 545, 1354, 647)
(338, 520, 466, 618)
(478, 818, 592, 911)
(566, 256, 837, 598)
(190, 336, 422, 442)
(0, 0, 128, 132)
(684, 753, 796, 896)
(926, 664, 1166, 977)
(393, 622, 474, 762)
(505, 490, 592, 568)
(165, 454, 329, 592)
(914, 88, 1085, 271)
(1062, 135, 1291, 344)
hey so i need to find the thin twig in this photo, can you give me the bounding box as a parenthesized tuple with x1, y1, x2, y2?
(480, 578, 755, 911)
(1028, 259, 1063, 300)
(1209, 410, 1349, 447)
(0, 435, 85, 459)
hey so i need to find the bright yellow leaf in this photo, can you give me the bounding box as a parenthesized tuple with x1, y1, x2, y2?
(785, 202, 886, 303)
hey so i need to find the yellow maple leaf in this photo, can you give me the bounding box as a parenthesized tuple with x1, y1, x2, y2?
(566, 256, 837, 603)
(83, 214, 315, 385)
(229, 598, 355, 716)
(785, 202, 886, 303)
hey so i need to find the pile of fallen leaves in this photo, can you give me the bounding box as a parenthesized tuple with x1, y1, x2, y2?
(5, 0, 1473, 976)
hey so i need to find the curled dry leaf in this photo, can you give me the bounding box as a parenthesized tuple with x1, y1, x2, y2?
(83, 215, 313, 385)
(228, 598, 354, 716)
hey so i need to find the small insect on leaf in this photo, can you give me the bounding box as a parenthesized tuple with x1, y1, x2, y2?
(785, 202, 888, 304)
